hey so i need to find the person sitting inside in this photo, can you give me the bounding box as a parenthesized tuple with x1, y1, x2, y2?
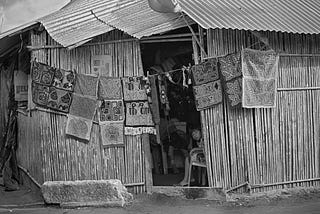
(176, 128, 204, 186)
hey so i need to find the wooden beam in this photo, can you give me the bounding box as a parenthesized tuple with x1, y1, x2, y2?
(142, 133, 153, 193)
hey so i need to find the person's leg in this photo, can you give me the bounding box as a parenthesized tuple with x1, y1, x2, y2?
(178, 150, 189, 186)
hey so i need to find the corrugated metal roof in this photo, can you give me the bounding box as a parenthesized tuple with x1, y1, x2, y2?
(39, 0, 192, 47)
(177, 0, 320, 34)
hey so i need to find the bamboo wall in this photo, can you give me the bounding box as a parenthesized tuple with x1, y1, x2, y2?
(203, 29, 320, 192)
(17, 30, 148, 193)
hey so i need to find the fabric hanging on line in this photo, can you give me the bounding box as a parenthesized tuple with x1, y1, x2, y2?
(100, 122, 124, 146)
(225, 78, 242, 107)
(122, 76, 148, 101)
(219, 52, 242, 82)
(242, 48, 279, 108)
(125, 101, 154, 126)
(98, 76, 122, 100)
(146, 76, 160, 125)
(157, 74, 170, 113)
(67, 94, 97, 140)
(73, 73, 98, 98)
(31, 61, 55, 86)
(65, 115, 93, 141)
(191, 58, 219, 86)
(98, 100, 124, 124)
(32, 82, 73, 113)
(193, 80, 223, 111)
(52, 68, 76, 92)
(219, 52, 242, 108)
(69, 94, 97, 120)
(124, 126, 157, 136)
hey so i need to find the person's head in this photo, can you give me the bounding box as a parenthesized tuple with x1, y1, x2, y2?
(191, 129, 201, 141)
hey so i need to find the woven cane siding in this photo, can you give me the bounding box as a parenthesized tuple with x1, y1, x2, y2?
(203, 29, 320, 192)
(17, 30, 147, 193)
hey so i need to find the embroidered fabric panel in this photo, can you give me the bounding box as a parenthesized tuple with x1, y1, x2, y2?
(69, 94, 97, 120)
(125, 101, 154, 126)
(31, 61, 55, 86)
(100, 122, 124, 146)
(124, 127, 157, 135)
(98, 100, 124, 124)
(66, 115, 93, 141)
(122, 76, 148, 101)
(98, 77, 122, 100)
(32, 82, 73, 113)
(193, 80, 223, 111)
(225, 77, 242, 107)
(219, 52, 242, 82)
(191, 59, 219, 85)
(52, 69, 76, 91)
(73, 74, 98, 98)
(242, 49, 279, 108)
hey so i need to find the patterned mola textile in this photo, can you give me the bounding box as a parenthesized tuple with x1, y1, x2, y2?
(125, 101, 154, 126)
(98, 76, 122, 100)
(191, 58, 219, 86)
(32, 82, 72, 113)
(73, 73, 98, 98)
(122, 76, 148, 101)
(98, 100, 124, 124)
(69, 94, 97, 120)
(242, 48, 279, 108)
(219, 52, 242, 108)
(193, 80, 222, 111)
(52, 68, 76, 92)
(31, 61, 55, 86)
(65, 115, 93, 141)
(100, 122, 124, 146)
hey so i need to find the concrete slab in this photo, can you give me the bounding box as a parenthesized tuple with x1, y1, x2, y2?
(41, 179, 133, 207)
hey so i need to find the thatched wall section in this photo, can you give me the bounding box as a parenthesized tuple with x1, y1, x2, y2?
(203, 29, 320, 192)
(17, 30, 149, 193)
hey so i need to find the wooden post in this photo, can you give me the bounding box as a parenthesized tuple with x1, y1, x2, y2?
(142, 133, 153, 193)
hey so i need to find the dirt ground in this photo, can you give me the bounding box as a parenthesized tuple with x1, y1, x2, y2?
(1, 186, 320, 214)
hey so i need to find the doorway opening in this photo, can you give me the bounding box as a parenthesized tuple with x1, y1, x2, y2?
(141, 29, 207, 187)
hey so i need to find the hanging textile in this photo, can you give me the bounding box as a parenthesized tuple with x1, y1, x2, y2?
(225, 78, 242, 107)
(242, 48, 279, 108)
(124, 126, 157, 136)
(100, 122, 124, 146)
(52, 69, 76, 92)
(98, 100, 124, 124)
(219, 52, 242, 108)
(32, 82, 73, 113)
(122, 76, 148, 101)
(157, 74, 170, 114)
(69, 94, 97, 120)
(191, 58, 219, 86)
(73, 73, 98, 98)
(31, 61, 55, 86)
(193, 80, 222, 111)
(125, 101, 154, 126)
(98, 76, 122, 100)
(67, 94, 97, 140)
(146, 76, 160, 125)
(65, 115, 93, 141)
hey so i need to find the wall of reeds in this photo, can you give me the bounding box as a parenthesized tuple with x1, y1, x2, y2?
(203, 29, 320, 192)
(16, 29, 149, 193)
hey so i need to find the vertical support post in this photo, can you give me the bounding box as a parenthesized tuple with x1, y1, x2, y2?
(142, 133, 153, 193)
